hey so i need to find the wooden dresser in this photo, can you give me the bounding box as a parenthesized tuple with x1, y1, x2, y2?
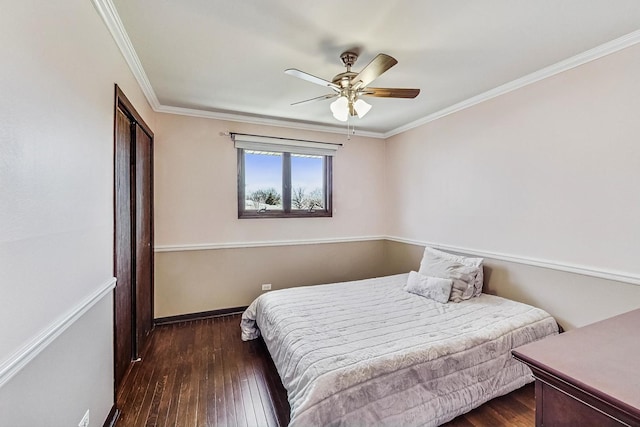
(512, 309, 640, 427)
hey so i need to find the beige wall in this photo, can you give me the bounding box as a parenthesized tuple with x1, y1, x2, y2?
(153, 113, 389, 317)
(154, 113, 386, 245)
(384, 44, 640, 328)
(0, 0, 153, 424)
(155, 240, 387, 317)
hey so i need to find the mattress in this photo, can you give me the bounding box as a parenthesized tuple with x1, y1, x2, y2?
(241, 273, 558, 426)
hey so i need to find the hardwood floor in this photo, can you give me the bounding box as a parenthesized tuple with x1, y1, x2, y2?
(116, 314, 535, 427)
(441, 384, 535, 427)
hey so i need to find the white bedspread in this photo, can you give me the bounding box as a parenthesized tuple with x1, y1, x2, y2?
(241, 273, 557, 426)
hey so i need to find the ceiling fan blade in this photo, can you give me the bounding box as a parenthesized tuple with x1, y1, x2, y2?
(351, 54, 398, 88)
(285, 68, 340, 90)
(360, 87, 420, 98)
(291, 93, 338, 106)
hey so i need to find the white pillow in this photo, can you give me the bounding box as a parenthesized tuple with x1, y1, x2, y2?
(418, 247, 484, 302)
(404, 271, 453, 304)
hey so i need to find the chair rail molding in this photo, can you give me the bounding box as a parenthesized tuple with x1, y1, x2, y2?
(156, 236, 639, 285)
(154, 235, 386, 252)
(0, 278, 117, 389)
(387, 236, 640, 287)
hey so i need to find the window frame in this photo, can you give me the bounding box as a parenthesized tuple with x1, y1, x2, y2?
(237, 148, 333, 219)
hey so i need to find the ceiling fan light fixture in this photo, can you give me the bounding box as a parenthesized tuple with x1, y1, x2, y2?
(354, 98, 372, 118)
(330, 96, 349, 122)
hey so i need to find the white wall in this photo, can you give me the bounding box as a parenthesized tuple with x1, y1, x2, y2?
(0, 297, 113, 427)
(0, 0, 153, 424)
(385, 43, 640, 327)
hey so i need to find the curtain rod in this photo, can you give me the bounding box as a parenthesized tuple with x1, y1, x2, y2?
(226, 132, 343, 147)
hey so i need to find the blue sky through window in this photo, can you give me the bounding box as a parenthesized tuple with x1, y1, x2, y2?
(244, 152, 323, 194)
(291, 155, 323, 193)
(245, 151, 282, 193)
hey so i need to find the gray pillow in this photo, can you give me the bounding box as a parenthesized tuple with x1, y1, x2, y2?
(404, 271, 453, 304)
(418, 247, 483, 302)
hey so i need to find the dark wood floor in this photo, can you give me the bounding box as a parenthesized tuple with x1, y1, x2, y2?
(116, 314, 535, 427)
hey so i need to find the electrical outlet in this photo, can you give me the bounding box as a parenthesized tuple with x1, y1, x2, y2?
(78, 410, 90, 427)
(261, 283, 272, 291)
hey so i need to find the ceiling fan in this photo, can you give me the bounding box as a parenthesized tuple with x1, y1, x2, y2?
(285, 51, 420, 122)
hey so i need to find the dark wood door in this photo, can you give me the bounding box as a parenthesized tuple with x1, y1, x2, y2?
(134, 126, 153, 357)
(114, 108, 133, 391)
(113, 85, 154, 392)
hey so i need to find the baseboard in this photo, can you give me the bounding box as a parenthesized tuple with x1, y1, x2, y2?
(154, 306, 248, 325)
(103, 406, 120, 427)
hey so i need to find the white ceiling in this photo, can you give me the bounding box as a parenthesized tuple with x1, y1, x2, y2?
(110, 0, 640, 136)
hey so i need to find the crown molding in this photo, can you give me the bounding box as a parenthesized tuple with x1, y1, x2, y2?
(384, 29, 640, 138)
(0, 278, 116, 389)
(92, 0, 384, 138)
(91, 0, 160, 109)
(155, 105, 385, 138)
(94, 1, 640, 140)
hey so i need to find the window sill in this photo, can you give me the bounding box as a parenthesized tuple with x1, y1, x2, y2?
(238, 210, 332, 219)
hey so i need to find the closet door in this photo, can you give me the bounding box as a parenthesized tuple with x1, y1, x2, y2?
(134, 125, 153, 357)
(114, 107, 134, 391)
(113, 86, 154, 392)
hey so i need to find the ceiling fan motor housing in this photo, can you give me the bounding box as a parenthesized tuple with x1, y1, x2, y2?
(332, 71, 357, 88)
(340, 51, 359, 69)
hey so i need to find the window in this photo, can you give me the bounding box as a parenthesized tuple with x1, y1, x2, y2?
(235, 134, 337, 218)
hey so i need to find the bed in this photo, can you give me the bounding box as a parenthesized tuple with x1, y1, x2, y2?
(241, 250, 558, 426)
